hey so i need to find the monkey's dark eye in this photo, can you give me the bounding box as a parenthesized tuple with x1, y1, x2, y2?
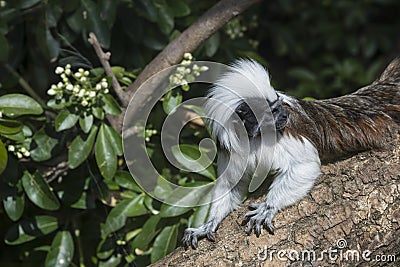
(235, 101, 259, 137)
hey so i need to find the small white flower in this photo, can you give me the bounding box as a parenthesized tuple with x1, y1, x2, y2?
(96, 84, 102, 90)
(104, 89, 109, 94)
(181, 60, 190, 66)
(75, 72, 82, 78)
(73, 87, 80, 93)
(80, 77, 87, 82)
(192, 64, 199, 71)
(66, 84, 73, 90)
(55, 67, 64, 74)
(8, 145, 15, 152)
(89, 91, 96, 98)
(183, 52, 193, 60)
(23, 151, 30, 157)
(57, 82, 63, 88)
(177, 67, 185, 73)
(200, 66, 209, 71)
(78, 89, 85, 97)
(51, 84, 57, 90)
(84, 71, 89, 76)
(47, 88, 56, 95)
(65, 69, 71, 75)
(0, 1, 7, 8)
(16, 152, 23, 159)
(61, 74, 66, 79)
(20, 147, 27, 153)
(81, 100, 88, 106)
(63, 78, 69, 83)
(101, 81, 108, 88)
(78, 68, 84, 73)
(101, 78, 107, 82)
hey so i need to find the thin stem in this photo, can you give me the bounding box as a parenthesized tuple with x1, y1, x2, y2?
(4, 64, 46, 107)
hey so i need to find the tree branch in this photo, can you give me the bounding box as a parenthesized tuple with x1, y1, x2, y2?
(112, 0, 262, 132)
(88, 32, 124, 103)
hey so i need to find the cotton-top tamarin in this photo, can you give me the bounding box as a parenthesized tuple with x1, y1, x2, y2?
(182, 58, 400, 249)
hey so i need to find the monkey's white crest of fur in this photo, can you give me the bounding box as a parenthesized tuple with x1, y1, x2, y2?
(204, 59, 278, 151)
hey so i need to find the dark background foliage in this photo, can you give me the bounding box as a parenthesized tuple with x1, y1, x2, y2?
(0, 0, 399, 266)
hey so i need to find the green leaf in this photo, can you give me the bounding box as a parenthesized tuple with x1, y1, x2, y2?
(188, 203, 210, 228)
(103, 123, 123, 156)
(171, 144, 216, 180)
(204, 32, 220, 57)
(47, 99, 67, 109)
(0, 119, 23, 135)
(66, 6, 84, 33)
(81, 0, 111, 48)
(30, 127, 58, 162)
(151, 223, 178, 263)
(131, 215, 161, 250)
(2, 181, 25, 221)
(102, 94, 121, 115)
(0, 94, 43, 117)
(0, 33, 9, 62)
(138, 0, 158, 22)
(159, 203, 191, 218)
(68, 125, 98, 169)
(167, 0, 190, 17)
(157, 5, 174, 35)
(159, 182, 212, 217)
(0, 139, 7, 174)
(19, 0, 41, 9)
(163, 90, 182, 114)
(45, 29, 60, 61)
(102, 195, 147, 237)
(95, 124, 117, 179)
(45, 231, 74, 267)
(92, 106, 105, 120)
(21, 171, 60, 211)
(1, 131, 25, 142)
(5, 215, 59, 245)
(99, 254, 122, 267)
(114, 170, 142, 192)
(79, 114, 94, 134)
(55, 109, 79, 132)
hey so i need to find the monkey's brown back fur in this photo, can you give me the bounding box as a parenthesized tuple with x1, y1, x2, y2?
(284, 58, 400, 162)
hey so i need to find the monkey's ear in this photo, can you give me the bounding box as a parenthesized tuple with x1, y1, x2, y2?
(273, 105, 289, 131)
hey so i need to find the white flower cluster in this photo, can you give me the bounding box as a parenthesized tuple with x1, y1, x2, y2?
(8, 144, 30, 159)
(47, 65, 109, 108)
(225, 17, 247, 39)
(169, 53, 209, 91)
(145, 129, 157, 142)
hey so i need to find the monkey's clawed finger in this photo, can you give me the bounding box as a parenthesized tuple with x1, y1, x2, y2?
(242, 202, 277, 237)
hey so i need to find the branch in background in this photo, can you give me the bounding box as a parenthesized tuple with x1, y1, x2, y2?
(43, 161, 69, 183)
(88, 32, 124, 103)
(124, 0, 262, 106)
(112, 0, 262, 132)
(4, 64, 46, 107)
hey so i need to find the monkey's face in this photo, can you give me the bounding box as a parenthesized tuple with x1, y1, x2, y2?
(235, 97, 289, 137)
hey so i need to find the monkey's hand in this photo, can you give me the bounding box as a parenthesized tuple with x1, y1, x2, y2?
(241, 202, 277, 237)
(182, 221, 216, 249)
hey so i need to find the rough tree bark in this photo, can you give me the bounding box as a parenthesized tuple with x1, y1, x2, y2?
(151, 59, 400, 266)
